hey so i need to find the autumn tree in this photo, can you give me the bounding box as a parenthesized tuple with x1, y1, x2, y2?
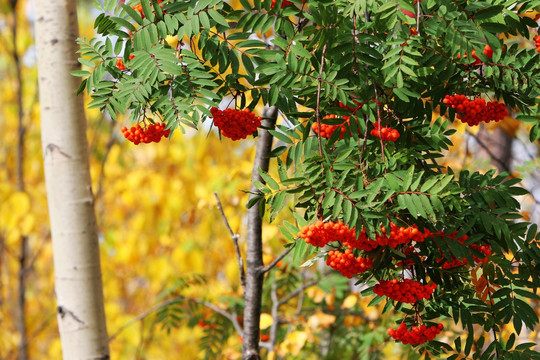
(78, 0, 540, 359)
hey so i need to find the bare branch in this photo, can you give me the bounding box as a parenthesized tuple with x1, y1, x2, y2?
(278, 278, 319, 307)
(214, 192, 246, 288)
(260, 247, 292, 274)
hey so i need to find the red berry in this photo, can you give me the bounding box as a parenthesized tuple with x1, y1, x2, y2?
(389, 322, 443, 345)
(210, 107, 261, 140)
(374, 279, 436, 304)
(444, 94, 507, 126)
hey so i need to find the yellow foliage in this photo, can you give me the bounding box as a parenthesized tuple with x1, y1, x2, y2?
(260, 313, 274, 330)
(278, 330, 308, 357)
(307, 287, 326, 303)
(307, 312, 336, 330)
(341, 293, 358, 309)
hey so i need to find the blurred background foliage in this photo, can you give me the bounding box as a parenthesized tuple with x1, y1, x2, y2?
(0, 0, 539, 359)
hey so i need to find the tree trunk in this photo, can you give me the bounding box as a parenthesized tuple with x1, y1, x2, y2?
(9, 0, 29, 358)
(242, 106, 278, 360)
(35, 1, 110, 359)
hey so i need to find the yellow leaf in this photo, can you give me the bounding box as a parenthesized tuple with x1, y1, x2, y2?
(0, 191, 31, 226)
(307, 312, 336, 329)
(343, 315, 363, 328)
(165, 35, 179, 48)
(325, 292, 335, 310)
(341, 294, 358, 309)
(307, 287, 326, 303)
(279, 331, 308, 356)
(260, 313, 273, 330)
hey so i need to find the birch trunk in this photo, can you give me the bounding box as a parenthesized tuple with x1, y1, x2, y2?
(35, 1, 110, 359)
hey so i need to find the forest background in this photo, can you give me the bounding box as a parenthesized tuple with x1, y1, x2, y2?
(1, 0, 540, 359)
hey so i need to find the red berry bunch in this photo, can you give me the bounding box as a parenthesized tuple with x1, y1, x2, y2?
(439, 244, 491, 269)
(456, 44, 494, 65)
(311, 115, 351, 139)
(370, 123, 400, 142)
(298, 220, 355, 248)
(345, 223, 429, 252)
(443, 95, 508, 126)
(432, 231, 491, 268)
(373, 279, 437, 304)
(121, 123, 170, 145)
(388, 323, 443, 345)
(325, 249, 373, 278)
(116, 54, 135, 71)
(210, 107, 262, 141)
(338, 100, 364, 113)
(534, 35, 540, 52)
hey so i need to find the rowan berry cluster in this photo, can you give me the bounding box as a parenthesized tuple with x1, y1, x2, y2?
(298, 220, 355, 248)
(373, 279, 437, 304)
(432, 231, 491, 268)
(311, 115, 351, 139)
(440, 244, 492, 269)
(534, 35, 540, 52)
(344, 223, 429, 252)
(325, 249, 373, 278)
(370, 125, 400, 142)
(338, 100, 363, 113)
(210, 107, 262, 141)
(457, 44, 494, 65)
(388, 323, 443, 345)
(443, 95, 508, 126)
(116, 54, 135, 71)
(121, 123, 170, 145)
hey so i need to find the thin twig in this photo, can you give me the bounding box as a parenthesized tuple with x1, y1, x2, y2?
(416, 0, 421, 36)
(278, 279, 319, 306)
(214, 192, 246, 288)
(260, 247, 292, 274)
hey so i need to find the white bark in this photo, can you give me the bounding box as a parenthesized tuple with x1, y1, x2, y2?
(35, 1, 110, 359)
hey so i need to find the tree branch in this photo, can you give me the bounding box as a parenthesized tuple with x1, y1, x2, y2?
(108, 296, 244, 343)
(278, 278, 319, 307)
(260, 247, 292, 274)
(214, 192, 246, 288)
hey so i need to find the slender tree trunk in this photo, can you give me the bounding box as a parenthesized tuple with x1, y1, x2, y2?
(8, 0, 29, 358)
(476, 125, 513, 173)
(242, 106, 278, 360)
(35, 1, 110, 359)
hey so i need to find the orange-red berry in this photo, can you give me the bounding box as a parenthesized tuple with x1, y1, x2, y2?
(210, 107, 261, 140)
(312, 115, 352, 139)
(373, 279, 437, 304)
(388, 322, 443, 345)
(443, 94, 508, 126)
(325, 249, 373, 278)
(121, 122, 170, 145)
